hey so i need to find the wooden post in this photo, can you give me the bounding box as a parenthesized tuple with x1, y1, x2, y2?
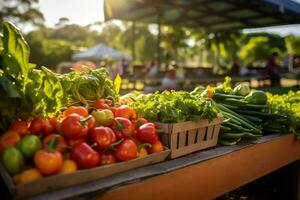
(131, 21, 136, 62)
(157, 12, 162, 70)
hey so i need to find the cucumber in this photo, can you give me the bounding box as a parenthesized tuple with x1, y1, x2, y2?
(224, 122, 252, 132)
(236, 110, 287, 118)
(243, 132, 262, 139)
(240, 114, 262, 123)
(219, 103, 238, 110)
(224, 98, 248, 105)
(214, 93, 244, 99)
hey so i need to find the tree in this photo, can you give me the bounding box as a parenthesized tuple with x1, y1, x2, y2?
(0, 0, 44, 27)
(285, 36, 300, 55)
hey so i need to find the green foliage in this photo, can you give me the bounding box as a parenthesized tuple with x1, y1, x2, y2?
(0, 21, 64, 131)
(131, 91, 218, 123)
(285, 36, 300, 55)
(0, 0, 44, 27)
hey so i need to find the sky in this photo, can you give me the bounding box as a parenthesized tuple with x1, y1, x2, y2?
(38, 0, 300, 36)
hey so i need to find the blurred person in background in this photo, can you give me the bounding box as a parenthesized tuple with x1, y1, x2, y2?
(161, 65, 179, 90)
(230, 58, 240, 76)
(148, 59, 158, 77)
(266, 52, 281, 87)
(121, 58, 129, 75)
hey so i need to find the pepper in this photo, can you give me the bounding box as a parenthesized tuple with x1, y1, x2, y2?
(16, 135, 42, 158)
(91, 109, 114, 126)
(71, 142, 101, 169)
(2, 147, 25, 175)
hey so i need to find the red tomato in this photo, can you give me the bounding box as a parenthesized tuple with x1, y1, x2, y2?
(63, 106, 89, 118)
(49, 117, 58, 130)
(9, 120, 29, 137)
(90, 127, 116, 150)
(136, 123, 159, 144)
(71, 142, 101, 169)
(133, 118, 148, 129)
(147, 140, 164, 154)
(115, 105, 136, 120)
(43, 134, 67, 153)
(30, 118, 54, 136)
(87, 116, 96, 130)
(100, 153, 116, 165)
(94, 99, 113, 110)
(68, 138, 86, 147)
(114, 139, 137, 161)
(60, 114, 89, 139)
(0, 130, 20, 153)
(34, 149, 63, 176)
(110, 117, 134, 139)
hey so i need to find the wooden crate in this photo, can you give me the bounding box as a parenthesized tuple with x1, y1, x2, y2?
(157, 117, 223, 158)
(0, 149, 170, 200)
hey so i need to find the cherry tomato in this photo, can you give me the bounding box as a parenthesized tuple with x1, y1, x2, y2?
(43, 134, 67, 153)
(59, 160, 78, 174)
(100, 153, 116, 165)
(147, 140, 164, 154)
(30, 117, 54, 136)
(114, 139, 137, 161)
(71, 142, 101, 169)
(9, 120, 29, 137)
(90, 127, 116, 150)
(136, 123, 159, 144)
(14, 168, 42, 185)
(0, 130, 21, 153)
(60, 114, 89, 139)
(63, 106, 89, 118)
(137, 146, 148, 157)
(115, 105, 137, 120)
(110, 117, 134, 139)
(34, 149, 63, 176)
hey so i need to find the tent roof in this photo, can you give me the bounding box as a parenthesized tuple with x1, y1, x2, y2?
(104, 0, 300, 31)
(72, 43, 132, 61)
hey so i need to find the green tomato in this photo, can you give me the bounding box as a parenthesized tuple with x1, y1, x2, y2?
(92, 109, 114, 126)
(2, 147, 25, 175)
(16, 135, 42, 158)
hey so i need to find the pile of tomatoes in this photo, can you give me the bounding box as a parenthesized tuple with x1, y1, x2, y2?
(0, 99, 164, 185)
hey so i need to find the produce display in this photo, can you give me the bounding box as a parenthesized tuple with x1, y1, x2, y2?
(0, 21, 120, 132)
(0, 103, 164, 185)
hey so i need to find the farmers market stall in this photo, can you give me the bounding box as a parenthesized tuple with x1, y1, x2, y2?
(2, 21, 300, 200)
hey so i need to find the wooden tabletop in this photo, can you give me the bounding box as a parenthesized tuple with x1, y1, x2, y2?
(19, 134, 300, 200)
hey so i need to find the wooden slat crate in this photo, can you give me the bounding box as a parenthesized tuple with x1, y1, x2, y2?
(0, 149, 170, 199)
(157, 116, 223, 158)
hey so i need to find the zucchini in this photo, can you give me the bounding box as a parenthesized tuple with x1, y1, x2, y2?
(219, 132, 245, 139)
(222, 111, 261, 132)
(214, 93, 244, 99)
(224, 122, 252, 132)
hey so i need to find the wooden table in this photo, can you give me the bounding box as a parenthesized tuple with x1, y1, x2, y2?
(8, 134, 298, 200)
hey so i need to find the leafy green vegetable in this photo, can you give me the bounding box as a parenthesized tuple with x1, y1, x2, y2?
(131, 91, 218, 123)
(214, 76, 233, 94)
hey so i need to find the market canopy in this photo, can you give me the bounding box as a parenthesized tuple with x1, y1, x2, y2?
(72, 43, 132, 61)
(104, 0, 300, 31)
